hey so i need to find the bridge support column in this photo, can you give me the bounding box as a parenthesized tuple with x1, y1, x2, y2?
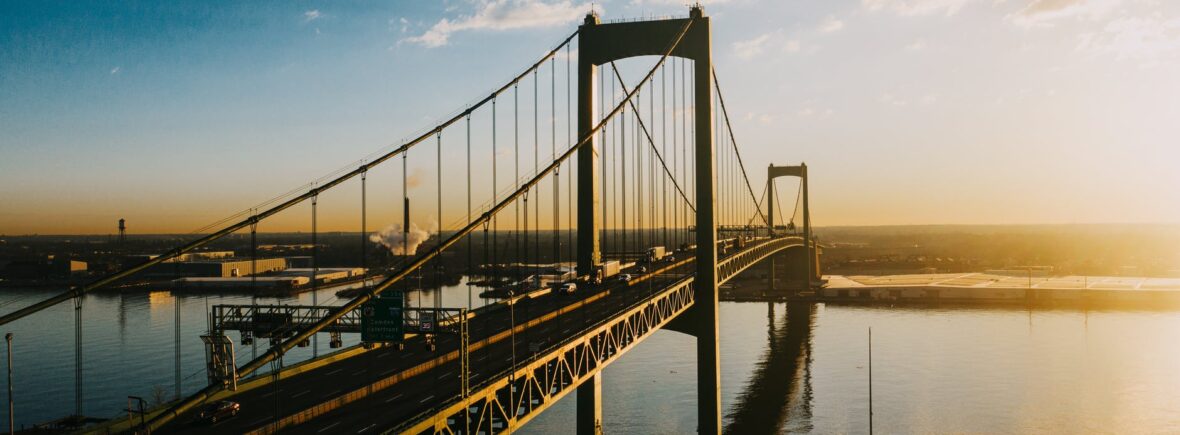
(767, 173, 775, 291)
(577, 373, 603, 435)
(689, 7, 721, 435)
(577, 7, 718, 433)
(576, 13, 601, 279)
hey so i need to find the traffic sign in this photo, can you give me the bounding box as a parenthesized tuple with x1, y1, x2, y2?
(419, 310, 435, 333)
(361, 294, 404, 342)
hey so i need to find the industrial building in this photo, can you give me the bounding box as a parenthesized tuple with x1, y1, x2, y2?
(126, 251, 235, 263)
(0, 256, 87, 280)
(171, 276, 310, 291)
(142, 257, 287, 278)
(278, 267, 365, 284)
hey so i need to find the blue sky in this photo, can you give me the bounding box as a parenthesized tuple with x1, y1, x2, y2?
(2, 0, 1179, 234)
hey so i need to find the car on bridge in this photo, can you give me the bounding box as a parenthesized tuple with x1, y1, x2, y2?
(196, 400, 240, 424)
(558, 282, 577, 295)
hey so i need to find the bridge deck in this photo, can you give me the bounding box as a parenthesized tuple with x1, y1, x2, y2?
(158, 237, 801, 434)
(161, 256, 700, 434)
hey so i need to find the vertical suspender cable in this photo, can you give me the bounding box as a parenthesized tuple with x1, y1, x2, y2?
(662, 63, 668, 248)
(514, 84, 520, 275)
(251, 219, 258, 359)
(436, 130, 443, 312)
(620, 75, 627, 255)
(534, 69, 539, 270)
(311, 195, 318, 357)
(361, 172, 367, 288)
(600, 71, 608, 255)
(683, 58, 690, 240)
(492, 99, 498, 287)
(552, 57, 559, 270)
(566, 43, 573, 265)
(403, 153, 409, 301)
(466, 114, 472, 310)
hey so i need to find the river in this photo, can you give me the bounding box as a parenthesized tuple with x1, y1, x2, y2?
(2, 286, 1179, 432)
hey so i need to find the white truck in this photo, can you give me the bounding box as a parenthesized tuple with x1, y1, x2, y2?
(594, 260, 621, 284)
(646, 246, 668, 264)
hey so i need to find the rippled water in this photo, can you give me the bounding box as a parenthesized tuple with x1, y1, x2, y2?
(3, 284, 1180, 433)
(523, 302, 1180, 434)
(0, 281, 488, 429)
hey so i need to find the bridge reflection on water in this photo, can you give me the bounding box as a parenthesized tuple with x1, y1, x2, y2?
(724, 302, 815, 434)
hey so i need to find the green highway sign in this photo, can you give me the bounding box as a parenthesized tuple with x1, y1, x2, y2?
(361, 293, 404, 342)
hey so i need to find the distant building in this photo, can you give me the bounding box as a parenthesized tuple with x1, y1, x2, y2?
(125, 251, 235, 264)
(172, 276, 310, 291)
(285, 256, 314, 268)
(0, 256, 87, 280)
(141, 257, 287, 278)
(278, 267, 365, 284)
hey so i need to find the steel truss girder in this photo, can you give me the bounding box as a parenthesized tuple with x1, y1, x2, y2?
(716, 236, 804, 283)
(392, 236, 804, 434)
(394, 276, 696, 434)
(212, 304, 363, 336)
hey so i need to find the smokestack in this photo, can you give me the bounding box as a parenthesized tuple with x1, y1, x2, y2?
(118, 218, 126, 244)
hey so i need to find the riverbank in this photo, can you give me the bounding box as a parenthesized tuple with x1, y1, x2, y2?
(723, 273, 1180, 307)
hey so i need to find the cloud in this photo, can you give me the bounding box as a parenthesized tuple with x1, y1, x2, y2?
(406, 167, 426, 189)
(733, 33, 773, 59)
(862, 0, 979, 16)
(109, 67, 120, 75)
(403, 0, 592, 48)
(631, 0, 731, 5)
(732, 30, 804, 60)
(304, 9, 322, 22)
(880, 92, 909, 106)
(820, 16, 846, 33)
(1077, 14, 1180, 65)
(1008, 0, 1122, 27)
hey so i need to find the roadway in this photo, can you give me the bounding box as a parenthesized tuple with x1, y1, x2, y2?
(160, 250, 703, 434)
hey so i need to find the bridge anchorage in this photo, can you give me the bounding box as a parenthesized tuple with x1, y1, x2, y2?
(0, 5, 823, 435)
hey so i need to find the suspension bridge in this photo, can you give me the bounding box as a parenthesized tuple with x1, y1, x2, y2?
(0, 7, 823, 434)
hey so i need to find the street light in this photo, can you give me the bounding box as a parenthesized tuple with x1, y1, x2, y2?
(507, 289, 516, 425)
(6, 332, 12, 435)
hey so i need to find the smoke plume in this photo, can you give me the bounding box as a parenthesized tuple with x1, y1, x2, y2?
(370, 222, 431, 255)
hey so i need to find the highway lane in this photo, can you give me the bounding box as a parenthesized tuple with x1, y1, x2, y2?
(280, 259, 699, 434)
(159, 253, 697, 434)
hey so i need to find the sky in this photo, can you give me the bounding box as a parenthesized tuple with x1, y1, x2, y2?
(2, 0, 1179, 235)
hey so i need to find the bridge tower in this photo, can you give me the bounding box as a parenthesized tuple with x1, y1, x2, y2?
(577, 6, 720, 434)
(766, 163, 816, 290)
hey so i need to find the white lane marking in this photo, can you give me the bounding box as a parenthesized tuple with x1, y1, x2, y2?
(385, 393, 403, 403)
(382, 367, 398, 376)
(358, 424, 377, 433)
(353, 369, 366, 376)
(377, 352, 390, 359)
(324, 389, 342, 398)
(419, 395, 435, 404)
(317, 422, 341, 433)
(437, 371, 453, 380)
(325, 368, 343, 376)
(293, 390, 311, 398)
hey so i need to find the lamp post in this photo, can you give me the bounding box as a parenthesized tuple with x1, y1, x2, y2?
(6, 332, 13, 435)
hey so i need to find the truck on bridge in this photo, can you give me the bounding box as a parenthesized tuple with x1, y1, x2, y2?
(593, 260, 621, 284)
(646, 246, 668, 264)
